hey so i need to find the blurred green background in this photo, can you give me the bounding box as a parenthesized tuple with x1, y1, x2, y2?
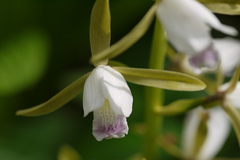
(0, 0, 240, 159)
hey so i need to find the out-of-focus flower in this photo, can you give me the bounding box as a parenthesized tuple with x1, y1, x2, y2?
(83, 65, 133, 141)
(182, 82, 240, 159)
(182, 37, 240, 75)
(156, 0, 238, 71)
(182, 107, 230, 160)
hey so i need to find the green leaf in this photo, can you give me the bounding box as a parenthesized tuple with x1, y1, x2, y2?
(58, 145, 82, 160)
(199, 0, 240, 4)
(0, 30, 49, 96)
(90, 2, 159, 65)
(16, 72, 91, 116)
(222, 103, 240, 148)
(155, 98, 205, 116)
(113, 67, 206, 91)
(90, 0, 111, 66)
(204, 3, 240, 15)
(226, 65, 240, 93)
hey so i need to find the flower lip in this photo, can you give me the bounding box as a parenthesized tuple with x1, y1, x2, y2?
(92, 100, 129, 141)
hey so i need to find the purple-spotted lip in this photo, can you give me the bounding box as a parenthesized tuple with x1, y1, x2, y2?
(189, 45, 219, 69)
(92, 115, 129, 141)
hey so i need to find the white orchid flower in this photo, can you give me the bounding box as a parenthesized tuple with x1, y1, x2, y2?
(182, 82, 240, 159)
(182, 107, 230, 160)
(182, 37, 240, 75)
(83, 65, 133, 141)
(156, 0, 238, 71)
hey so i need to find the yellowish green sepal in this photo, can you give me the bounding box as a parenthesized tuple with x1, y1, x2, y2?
(113, 67, 206, 91)
(155, 98, 205, 116)
(90, 0, 111, 66)
(204, 3, 240, 15)
(226, 65, 240, 93)
(16, 72, 91, 116)
(222, 103, 240, 148)
(199, 0, 240, 4)
(90, 2, 159, 65)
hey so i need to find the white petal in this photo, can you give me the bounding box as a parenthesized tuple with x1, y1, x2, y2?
(182, 107, 230, 160)
(83, 65, 133, 117)
(181, 0, 238, 36)
(182, 107, 202, 158)
(157, 0, 211, 55)
(83, 67, 105, 116)
(100, 66, 133, 117)
(214, 38, 240, 77)
(221, 82, 240, 109)
(198, 107, 230, 160)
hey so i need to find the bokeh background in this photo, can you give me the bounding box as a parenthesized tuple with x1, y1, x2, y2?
(0, 0, 240, 159)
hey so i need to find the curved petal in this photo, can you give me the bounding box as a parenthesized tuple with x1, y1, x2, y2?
(214, 38, 240, 76)
(182, 0, 237, 36)
(182, 107, 201, 158)
(100, 66, 133, 117)
(157, 0, 212, 55)
(225, 82, 240, 109)
(199, 107, 230, 159)
(83, 65, 133, 117)
(182, 107, 230, 160)
(83, 68, 105, 116)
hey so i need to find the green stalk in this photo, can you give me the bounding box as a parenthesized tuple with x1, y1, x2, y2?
(143, 19, 167, 160)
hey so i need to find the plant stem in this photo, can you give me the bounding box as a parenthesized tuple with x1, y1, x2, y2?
(143, 19, 167, 160)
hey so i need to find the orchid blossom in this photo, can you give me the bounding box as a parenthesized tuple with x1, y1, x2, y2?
(182, 82, 240, 159)
(182, 37, 240, 75)
(156, 0, 238, 71)
(83, 65, 133, 141)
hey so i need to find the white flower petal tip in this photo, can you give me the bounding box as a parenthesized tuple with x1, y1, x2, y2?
(214, 38, 240, 77)
(182, 107, 230, 160)
(220, 82, 240, 109)
(83, 65, 133, 117)
(92, 100, 129, 141)
(156, 0, 238, 56)
(215, 24, 238, 36)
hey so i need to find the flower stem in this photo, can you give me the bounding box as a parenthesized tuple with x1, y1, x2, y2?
(143, 19, 167, 159)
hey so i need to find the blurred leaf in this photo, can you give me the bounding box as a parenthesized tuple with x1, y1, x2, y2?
(90, 2, 158, 64)
(204, 3, 240, 15)
(0, 30, 49, 96)
(222, 103, 240, 148)
(16, 72, 90, 116)
(156, 98, 205, 116)
(199, 0, 240, 4)
(113, 67, 206, 91)
(58, 145, 82, 160)
(226, 65, 240, 93)
(90, 0, 110, 66)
